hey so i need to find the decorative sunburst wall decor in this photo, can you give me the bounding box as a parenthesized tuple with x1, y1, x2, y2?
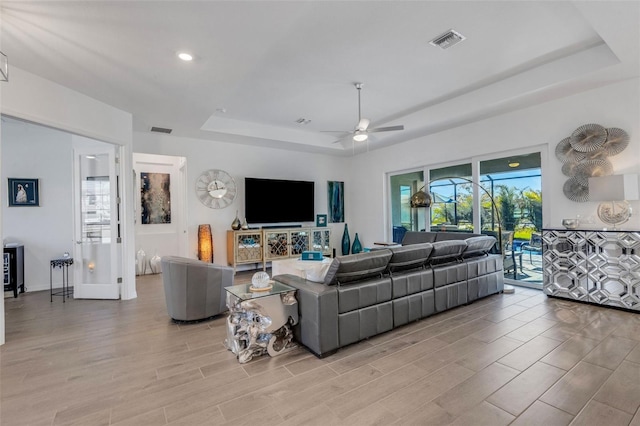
(556, 124, 630, 202)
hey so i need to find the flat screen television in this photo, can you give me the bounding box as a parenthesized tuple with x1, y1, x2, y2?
(245, 177, 315, 224)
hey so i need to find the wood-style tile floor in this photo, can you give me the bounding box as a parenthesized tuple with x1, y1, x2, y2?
(2, 272, 640, 425)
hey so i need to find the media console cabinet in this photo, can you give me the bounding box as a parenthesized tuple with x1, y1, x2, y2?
(542, 229, 640, 312)
(227, 227, 331, 272)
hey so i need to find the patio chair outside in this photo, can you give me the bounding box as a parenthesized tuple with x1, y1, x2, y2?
(522, 232, 543, 262)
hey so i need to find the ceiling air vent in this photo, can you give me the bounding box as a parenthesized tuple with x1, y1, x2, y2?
(429, 29, 466, 50)
(150, 126, 172, 134)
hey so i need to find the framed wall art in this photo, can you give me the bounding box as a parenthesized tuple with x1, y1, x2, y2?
(327, 181, 344, 223)
(141, 172, 171, 224)
(316, 214, 327, 227)
(8, 178, 39, 207)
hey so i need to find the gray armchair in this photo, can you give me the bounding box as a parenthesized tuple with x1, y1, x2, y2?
(160, 256, 234, 322)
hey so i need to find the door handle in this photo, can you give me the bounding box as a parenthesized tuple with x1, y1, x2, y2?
(76, 241, 82, 244)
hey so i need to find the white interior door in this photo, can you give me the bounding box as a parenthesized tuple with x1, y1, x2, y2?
(73, 146, 120, 299)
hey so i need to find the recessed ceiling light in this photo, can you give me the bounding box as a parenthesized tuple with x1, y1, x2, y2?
(85, 155, 96, 159)
(178, 52, 193, 61)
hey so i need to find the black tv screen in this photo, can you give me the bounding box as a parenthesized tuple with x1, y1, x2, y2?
(245, 178, 315, 224)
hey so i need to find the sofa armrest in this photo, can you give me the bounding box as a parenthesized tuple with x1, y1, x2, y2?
(272, 274, 339, 357)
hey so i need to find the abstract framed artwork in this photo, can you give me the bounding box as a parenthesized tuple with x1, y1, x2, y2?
(327, 181, 344, 223)
(141, 172, 171, 224)
(8, 178, 39, 207)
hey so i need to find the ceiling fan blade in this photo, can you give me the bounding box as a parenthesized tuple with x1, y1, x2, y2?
(357, 118, 370, 131)
(321, 130, 350, 133)
(368, 125, 405, 133)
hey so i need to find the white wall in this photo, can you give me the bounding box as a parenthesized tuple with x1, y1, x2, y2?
(0, 66, 136, 304)
(0, 66, 134, 345)
(1, 68, 131, 146)
(134, 78, 640, 262)
(350, 78, 640, 247)
(2, 118, 74, 291)
(133, 153, 187, 270)
(133, 133, 351, 265)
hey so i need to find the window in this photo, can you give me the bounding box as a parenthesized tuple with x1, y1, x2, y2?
(429, 163, 472, 231)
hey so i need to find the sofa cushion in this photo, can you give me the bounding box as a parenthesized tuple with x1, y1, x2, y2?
(462, 236, 497, 258)
(402, 231, 437, 245)
(387, 243, 433, 273)
(323, 258, 341, 286)
(334, 250, 392, 285)
(428, 240, 467, 265)
(434, 232, 480, 241)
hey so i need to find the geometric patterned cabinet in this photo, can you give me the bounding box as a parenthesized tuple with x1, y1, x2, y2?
(227, 230, 264, 272)
(542, 229, 640, 311)
(227, 227, 331, 273)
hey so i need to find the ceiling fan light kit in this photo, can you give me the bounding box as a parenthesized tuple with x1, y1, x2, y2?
(353, 132, 368, 142)
(327, 83, 405, 146)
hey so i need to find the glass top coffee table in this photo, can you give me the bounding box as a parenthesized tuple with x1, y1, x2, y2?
(225, 281, 296, 300)
(224, 282, 298, 363)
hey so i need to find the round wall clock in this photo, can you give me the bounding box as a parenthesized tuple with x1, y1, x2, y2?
(195, 169, 237, 209)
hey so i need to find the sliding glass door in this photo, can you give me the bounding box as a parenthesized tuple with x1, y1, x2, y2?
(390, 171, 424, 242)
(480, 153, 542, 287)
(388, 151, 543, 288)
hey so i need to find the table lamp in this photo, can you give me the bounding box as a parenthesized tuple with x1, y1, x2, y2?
(588, 174, 639, 229)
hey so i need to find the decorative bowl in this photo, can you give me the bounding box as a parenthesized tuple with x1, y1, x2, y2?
(562, 219, 579, 229)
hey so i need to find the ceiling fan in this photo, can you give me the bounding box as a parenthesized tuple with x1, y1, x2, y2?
(325, 83, 405, 143)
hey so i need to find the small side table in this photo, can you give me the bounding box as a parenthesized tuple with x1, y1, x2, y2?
(224, 282, 298, 363)
(50, 257, 73, 302)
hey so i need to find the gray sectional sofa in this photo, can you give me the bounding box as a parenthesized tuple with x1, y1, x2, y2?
(273, 231, 504, 357)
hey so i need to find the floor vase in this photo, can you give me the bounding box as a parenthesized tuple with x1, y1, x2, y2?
(136, 249, 146, 275)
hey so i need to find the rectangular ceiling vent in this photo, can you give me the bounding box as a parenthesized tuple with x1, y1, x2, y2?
(150, 126, 172, 134)
(429, 29, 466, 50)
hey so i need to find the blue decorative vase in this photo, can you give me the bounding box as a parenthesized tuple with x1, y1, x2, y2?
(352, 233, 362, 254)
(341, 224, 351, 255)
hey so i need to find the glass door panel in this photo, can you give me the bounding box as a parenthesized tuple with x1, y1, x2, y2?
(73, 147, 120, 299)
(290, 230, 310, 256)
(264, 231, 289, 260)
(480, 153, 542, 287)
(390, 171, 424, 242)
(428, 164, 472, 232)
(311, 229, 331, 255)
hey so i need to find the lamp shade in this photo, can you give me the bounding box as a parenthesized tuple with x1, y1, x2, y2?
(198, 224, 213, 263)
(410, 189, 432, 208)
(589, 174, 639, 201)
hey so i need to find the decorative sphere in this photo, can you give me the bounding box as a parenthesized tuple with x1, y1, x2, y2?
(251, 271, 270, 288)
(561, 219, 579, 229)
